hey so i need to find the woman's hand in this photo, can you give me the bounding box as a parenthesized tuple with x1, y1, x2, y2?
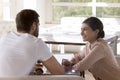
(71, 54, 82, 65)
(62, 53, 82, 73)
(62, 59, 73, 73)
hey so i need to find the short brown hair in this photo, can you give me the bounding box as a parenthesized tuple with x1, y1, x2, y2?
(16, 9, 39, 32)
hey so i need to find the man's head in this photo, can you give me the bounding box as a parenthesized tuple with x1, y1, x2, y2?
(16, 9, 40, 37)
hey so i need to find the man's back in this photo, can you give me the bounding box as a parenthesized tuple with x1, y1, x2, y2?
(0, 31, 52, 77)
(0, 9, 64, 76)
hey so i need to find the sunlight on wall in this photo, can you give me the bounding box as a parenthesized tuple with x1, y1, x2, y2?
(3, 7, 10, 21)
(23, 0, 37, 10)
(3, 0, 10, 21)
(3, 0, 9, 2)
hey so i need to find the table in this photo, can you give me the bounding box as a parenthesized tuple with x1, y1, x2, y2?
(0, 75, 85, 80)
(42, 54, 75, 74)
(41, 54, 85, 78)
(39, 32, 118, 55)
(53, 54, 85, 77)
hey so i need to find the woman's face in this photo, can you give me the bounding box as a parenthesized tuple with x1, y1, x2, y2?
(81, 23, 99, 43)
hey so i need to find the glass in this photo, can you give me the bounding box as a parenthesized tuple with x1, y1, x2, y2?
(96, 7, 120, 18)
(97, 0, 120, 3)
(52, 0, 92, 2)
(52, 6, 92, 22)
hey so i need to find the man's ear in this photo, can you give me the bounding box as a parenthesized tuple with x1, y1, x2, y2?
(31, 22, 36, 31)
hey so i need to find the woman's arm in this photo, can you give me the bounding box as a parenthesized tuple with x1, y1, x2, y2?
(71, 47, 86, 65)
(73, 44, 105, 71)
(61, 47, 86, 73)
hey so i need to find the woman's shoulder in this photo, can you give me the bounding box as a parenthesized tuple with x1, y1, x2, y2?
(97, 38, 107, 45)
(86, 38, 108, 49)
(93, 38, 109, 50)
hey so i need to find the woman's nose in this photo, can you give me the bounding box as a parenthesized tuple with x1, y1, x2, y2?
(81, 31, 83, 35)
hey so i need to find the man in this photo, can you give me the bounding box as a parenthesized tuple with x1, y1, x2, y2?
(0, 9, 64, 77)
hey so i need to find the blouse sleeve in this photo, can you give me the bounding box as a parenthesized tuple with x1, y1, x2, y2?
(73, 44, 105, 71)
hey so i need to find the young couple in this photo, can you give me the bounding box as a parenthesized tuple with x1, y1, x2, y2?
(0, 9, 120, 80)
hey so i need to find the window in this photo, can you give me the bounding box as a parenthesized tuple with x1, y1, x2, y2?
(47, 0, 120, 23)
(51, 0, 92, 23)
(0, 0, 10, 21)
(52, 0, 91, 2)
(52, 6, 92, 22)
(0, 0, 37, 21)
(96, 7, 120, 17)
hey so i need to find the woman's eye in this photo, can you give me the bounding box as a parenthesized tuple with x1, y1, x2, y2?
(81, 28, 88, 31)
(84, 28, 87, 31)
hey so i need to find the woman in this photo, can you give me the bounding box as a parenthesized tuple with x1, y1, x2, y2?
(62, 17, 120, 80)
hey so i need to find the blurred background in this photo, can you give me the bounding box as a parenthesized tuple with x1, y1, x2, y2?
(0, 0, 120, 54)
(0, 0, 120, 79)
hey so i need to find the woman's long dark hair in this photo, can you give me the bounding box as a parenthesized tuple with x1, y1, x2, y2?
(83, 17, 105, 39)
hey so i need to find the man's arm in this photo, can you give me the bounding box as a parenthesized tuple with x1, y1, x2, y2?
(42, 56, 65, 75)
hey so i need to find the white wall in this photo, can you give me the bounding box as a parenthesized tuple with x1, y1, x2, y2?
(36, 0, 46, 27)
